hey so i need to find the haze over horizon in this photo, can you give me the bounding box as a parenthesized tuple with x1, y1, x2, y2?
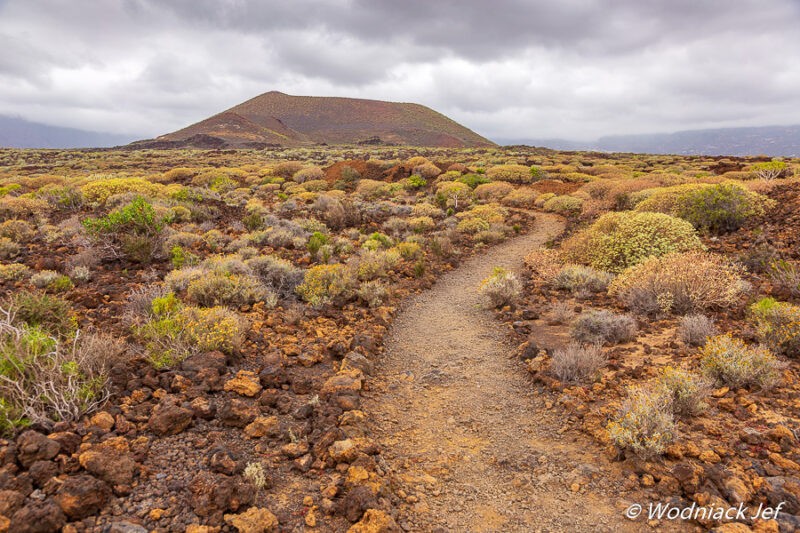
(2, 0, 800, 142)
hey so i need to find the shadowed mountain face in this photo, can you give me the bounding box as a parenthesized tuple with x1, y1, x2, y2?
(137, 91, 495, 149)
(498, 125, 800, 157)
(0, 115, 135, 149)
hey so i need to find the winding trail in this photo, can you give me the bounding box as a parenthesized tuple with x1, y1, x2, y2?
(363, 213, 646, 532)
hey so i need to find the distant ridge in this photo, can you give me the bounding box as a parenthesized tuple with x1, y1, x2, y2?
(498, 124, 800, 157)
(132, 91, 495, 149)
(0, 115, 135, 149)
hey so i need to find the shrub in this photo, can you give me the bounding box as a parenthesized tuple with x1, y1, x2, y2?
(186, 272, 276, 308)
(245, 255, 303, 298)
(475, 182, 514, 201)
(6, 291, 76, 338)
(548, 301, 575, 325)
(501, 188, 538, 207)
(0, 264, 29, 281)
(164, 266, 206, 292)
(352, 249, 400, 281)
(608, 251, 747, 315)
(413, 162, 442, 179)
(749, 160, 787, 180)
(408, 216, 435, 233)
(551, 264, 613, 294)
(307, 231, 329, 257)
(542, 195, 583, 215)
(571, 310, 637, 345)
(486, 164, 532, 183)
(458, 173, 491, 189)
(411, 203, 443, 218)
(356, 179, 392, 199)
(562, 212, 704, 273)
(0, 238, 19, 259)
(549, 342, 606, 383)
(181, 306, 245, 354)
(524, 249, 563, 282)
(357, 280, 389, 308)
(768, 260, 800, 299)
(0, 219, 35, 242)
(405, 174, 427, 190)
(607, 386, 675, 458)
(82, 196, 167, 262)
(293, 166, 324, 183)
(30, 270, 73, 292)
(0, 315, 126, 433)
(395, 242, 422, 260)
(678, 314, 717, 346)
(81, 178, 162, 204)
(296, 264, 353, 307)
(480, 267, 522, 308)
(436, 181, 472, 209)
(456, 217, 490, 235)
(655, 367, 709, 417)
(635, 182, 773, 234)
(700, 334, 783, 390)
(750, 298, 800, 358)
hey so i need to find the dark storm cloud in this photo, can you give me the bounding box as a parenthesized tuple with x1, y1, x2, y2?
(1, 0, 799, 140)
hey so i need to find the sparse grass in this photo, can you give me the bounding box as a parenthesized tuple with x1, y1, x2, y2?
(550, 342, 606, 383)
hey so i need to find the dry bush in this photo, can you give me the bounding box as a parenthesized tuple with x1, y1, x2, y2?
(700, 334, 784, 390)
(480, 267, 522, 308)
(678, 314, 717, 346)
(547, 301, 575, 325)
(474, 182, 514, 201)
(0, 310, 126, 432)
(186, 272, 277, 308)
(551, 264, 613, 294)
(486, 164, 532, 184)
(550, 342, 606, 383)
(245, 255, 304, 299)
(571, 309, 637, 345)
(501, 188, 538, 207)
(607, 386, 675, 458)
(357, 280, 389, 308)
(413, 162, 442, 179)
(655, 367, 710, 417)
(768, 260, 800, 299)
(524, 248, 563, 282)
(609, 251, 747, 316)
(293, 166, 325, 183)
(750, 297, 800, 358)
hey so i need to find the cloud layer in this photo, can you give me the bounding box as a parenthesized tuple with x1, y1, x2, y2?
(2, 0, 799, 141)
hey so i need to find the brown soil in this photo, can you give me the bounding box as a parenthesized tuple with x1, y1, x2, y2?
(362, 213, 660, 532)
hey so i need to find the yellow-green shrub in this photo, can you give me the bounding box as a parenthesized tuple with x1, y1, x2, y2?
(542, 195, 583, 215)
(81, 178, 163, 204)
(750, 298, 800, 358)
(501, 188, 538, 207)
(474, 181, 514, 201)
(607, 386, 675, 458)
(408, 216, 436, 233)
(486, 164, 533, 184)
(296, 264, 353, 307)
(700, 334, 783, 390)
(561, 212, 704, 273)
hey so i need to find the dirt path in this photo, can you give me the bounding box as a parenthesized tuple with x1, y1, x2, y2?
(363, 213, 647, 532)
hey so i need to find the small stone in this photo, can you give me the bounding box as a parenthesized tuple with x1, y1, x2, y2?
(90, 411, 116, 431)
(244, 416, 280, 439)
(54, 474, 111, 520)
(329, 439, 358, 464)
(223, 507, 279, 533)
(224, 371, 263, 397)
(347, 509, 400, 533)
(305, 507, 317, 527)
(148, 508, 166, 521)
(699, 450, 721, 464)
(10, 499, 66, 533)
(711, 387, 730, 398)
(641, 474, 655, 487)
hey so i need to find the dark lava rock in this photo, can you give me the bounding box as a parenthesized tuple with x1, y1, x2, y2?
(189, 471, 253, 522)
(147, 402, 194, 436)
(10, 498, 66, 533)
(15, 431, 60, 468)
(217, 399, 258, 428)
(54, 473, 111, 520)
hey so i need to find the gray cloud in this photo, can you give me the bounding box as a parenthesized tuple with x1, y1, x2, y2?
(1, 0, 799, 141)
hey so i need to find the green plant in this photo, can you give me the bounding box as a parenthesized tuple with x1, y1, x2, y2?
(562, 212, 704, 273)
(82, 196, 168, 262)
(458, 173, 491, 189)
(479, 267, 522, 308)
(406, 174, 427, 189)
(486, 164, 533, 183)
(296, 264, 354, 307)
(307, 231, 329, 257)
(608, 251, 747, 315)
(749, 160, 787, 180)
(542, 195, 583, 215)
(750, 298, 800, 357)
(700, 334, 783, 390)
(5, 291, 76, 338)
(607, 386, 675, 458)
(0, 311, 125, 434)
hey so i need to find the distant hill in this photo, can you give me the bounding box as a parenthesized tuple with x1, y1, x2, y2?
(133, 91, 495, 149)
(0, 115, 135, 149)
(499, 125, 800, 157)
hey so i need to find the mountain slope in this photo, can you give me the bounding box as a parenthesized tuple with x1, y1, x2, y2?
(499, 125, 800, 157)
(144, 91, 495, 148)
(0, 115, 135, 149)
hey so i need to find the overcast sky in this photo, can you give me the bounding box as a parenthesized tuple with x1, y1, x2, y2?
(1, 0, 800, 141)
